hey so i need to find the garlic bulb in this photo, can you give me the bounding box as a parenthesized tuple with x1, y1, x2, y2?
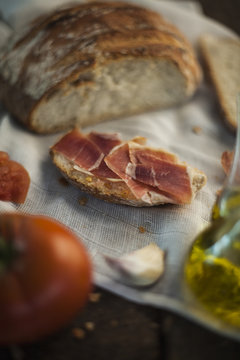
(104, 242, 165, 287)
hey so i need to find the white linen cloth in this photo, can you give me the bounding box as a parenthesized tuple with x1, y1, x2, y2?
(0, 0, 238, 339)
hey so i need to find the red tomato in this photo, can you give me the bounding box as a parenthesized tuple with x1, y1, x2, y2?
(0, 213, 92, 344)
(0, 151, 30, 203)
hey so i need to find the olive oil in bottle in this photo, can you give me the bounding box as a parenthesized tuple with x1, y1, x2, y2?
(185, 94, 240, 327)
(185, 206, 240, 328)
(212, 186, 240, 221)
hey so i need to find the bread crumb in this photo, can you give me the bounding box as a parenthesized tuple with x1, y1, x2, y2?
(89, 292, 101, 302)
(192, 126, 202, 134)
(86, 176, 92, 182)
(79, 196, 88, 206)
(104, 182, 112, 190)
(72, 327, 85, 339)
(139, 226, 146, 233)
(120, 190, 129, 199)
(58, 177, 69, 186)
(85, 321, 95, 331)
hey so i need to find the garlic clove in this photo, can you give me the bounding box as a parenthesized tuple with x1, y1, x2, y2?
(104, 242, 165, 287)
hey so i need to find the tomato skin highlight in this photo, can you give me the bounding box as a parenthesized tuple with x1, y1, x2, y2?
(0, 213, 92, 345)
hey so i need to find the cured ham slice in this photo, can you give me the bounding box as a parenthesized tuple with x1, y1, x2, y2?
(88, 132, 121, 155)
(52, 129, 119, 178)
(50, 129, 207, 206)
(128, 141, 178, 164)
(0, 151, 30, 203)
(127, 162, 192, 203)
(90, 135, 147, 179)
(104, 143, 153, 202)
(91, 160, 119, 179)
(105, 144, 192, 204)
(52, 129, 104, 171)
(104, 144, 180, 204)
(126, 141, 192, 203)
(87, 132, 121, 179)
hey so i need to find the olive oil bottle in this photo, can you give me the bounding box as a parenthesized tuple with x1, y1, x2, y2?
(185, 208, 240, 327)
(212, 187, 240, 221)
(185, 95, 240, 328)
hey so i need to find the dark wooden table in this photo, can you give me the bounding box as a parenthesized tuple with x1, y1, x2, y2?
(1, 1, 240, 359)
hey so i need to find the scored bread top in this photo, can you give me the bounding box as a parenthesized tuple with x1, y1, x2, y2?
(0, 1, 202, 102)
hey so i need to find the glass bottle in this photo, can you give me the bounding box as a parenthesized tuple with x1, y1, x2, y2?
(184, 95, 240, 328)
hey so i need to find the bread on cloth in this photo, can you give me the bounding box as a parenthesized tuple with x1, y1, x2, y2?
(0, 1, 202, 134)
(199, 34, 240, 130)
(50, 129, 207, 207)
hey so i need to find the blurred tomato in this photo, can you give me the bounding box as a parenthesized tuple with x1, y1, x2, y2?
(0, 151, 30, 203)
(0, 212, 92, 344)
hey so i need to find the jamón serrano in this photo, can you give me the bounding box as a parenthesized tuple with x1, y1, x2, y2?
(50, 129, 207, 206)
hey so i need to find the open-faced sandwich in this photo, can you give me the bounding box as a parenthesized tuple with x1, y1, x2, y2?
(50, 129, 207, 207)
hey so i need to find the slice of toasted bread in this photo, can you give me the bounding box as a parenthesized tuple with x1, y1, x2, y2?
(200, 34, 240, 130)
(51, 151, 207, 207)
(50, 129, 207, 207)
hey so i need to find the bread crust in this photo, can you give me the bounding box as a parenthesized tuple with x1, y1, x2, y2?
(0, 1, 202, 133)
(199, 34, 240, 130)
(51, 151, 143, 206)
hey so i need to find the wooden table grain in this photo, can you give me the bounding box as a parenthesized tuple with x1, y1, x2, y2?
(0, 1, 240, 359)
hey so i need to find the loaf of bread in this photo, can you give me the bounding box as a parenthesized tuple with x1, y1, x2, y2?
(200, 34, 240, 130)
(50, 129, 207, 207)
(0, 1, 202, 134)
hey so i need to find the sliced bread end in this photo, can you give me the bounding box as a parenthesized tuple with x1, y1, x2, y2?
(199, 34, 240, 130)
